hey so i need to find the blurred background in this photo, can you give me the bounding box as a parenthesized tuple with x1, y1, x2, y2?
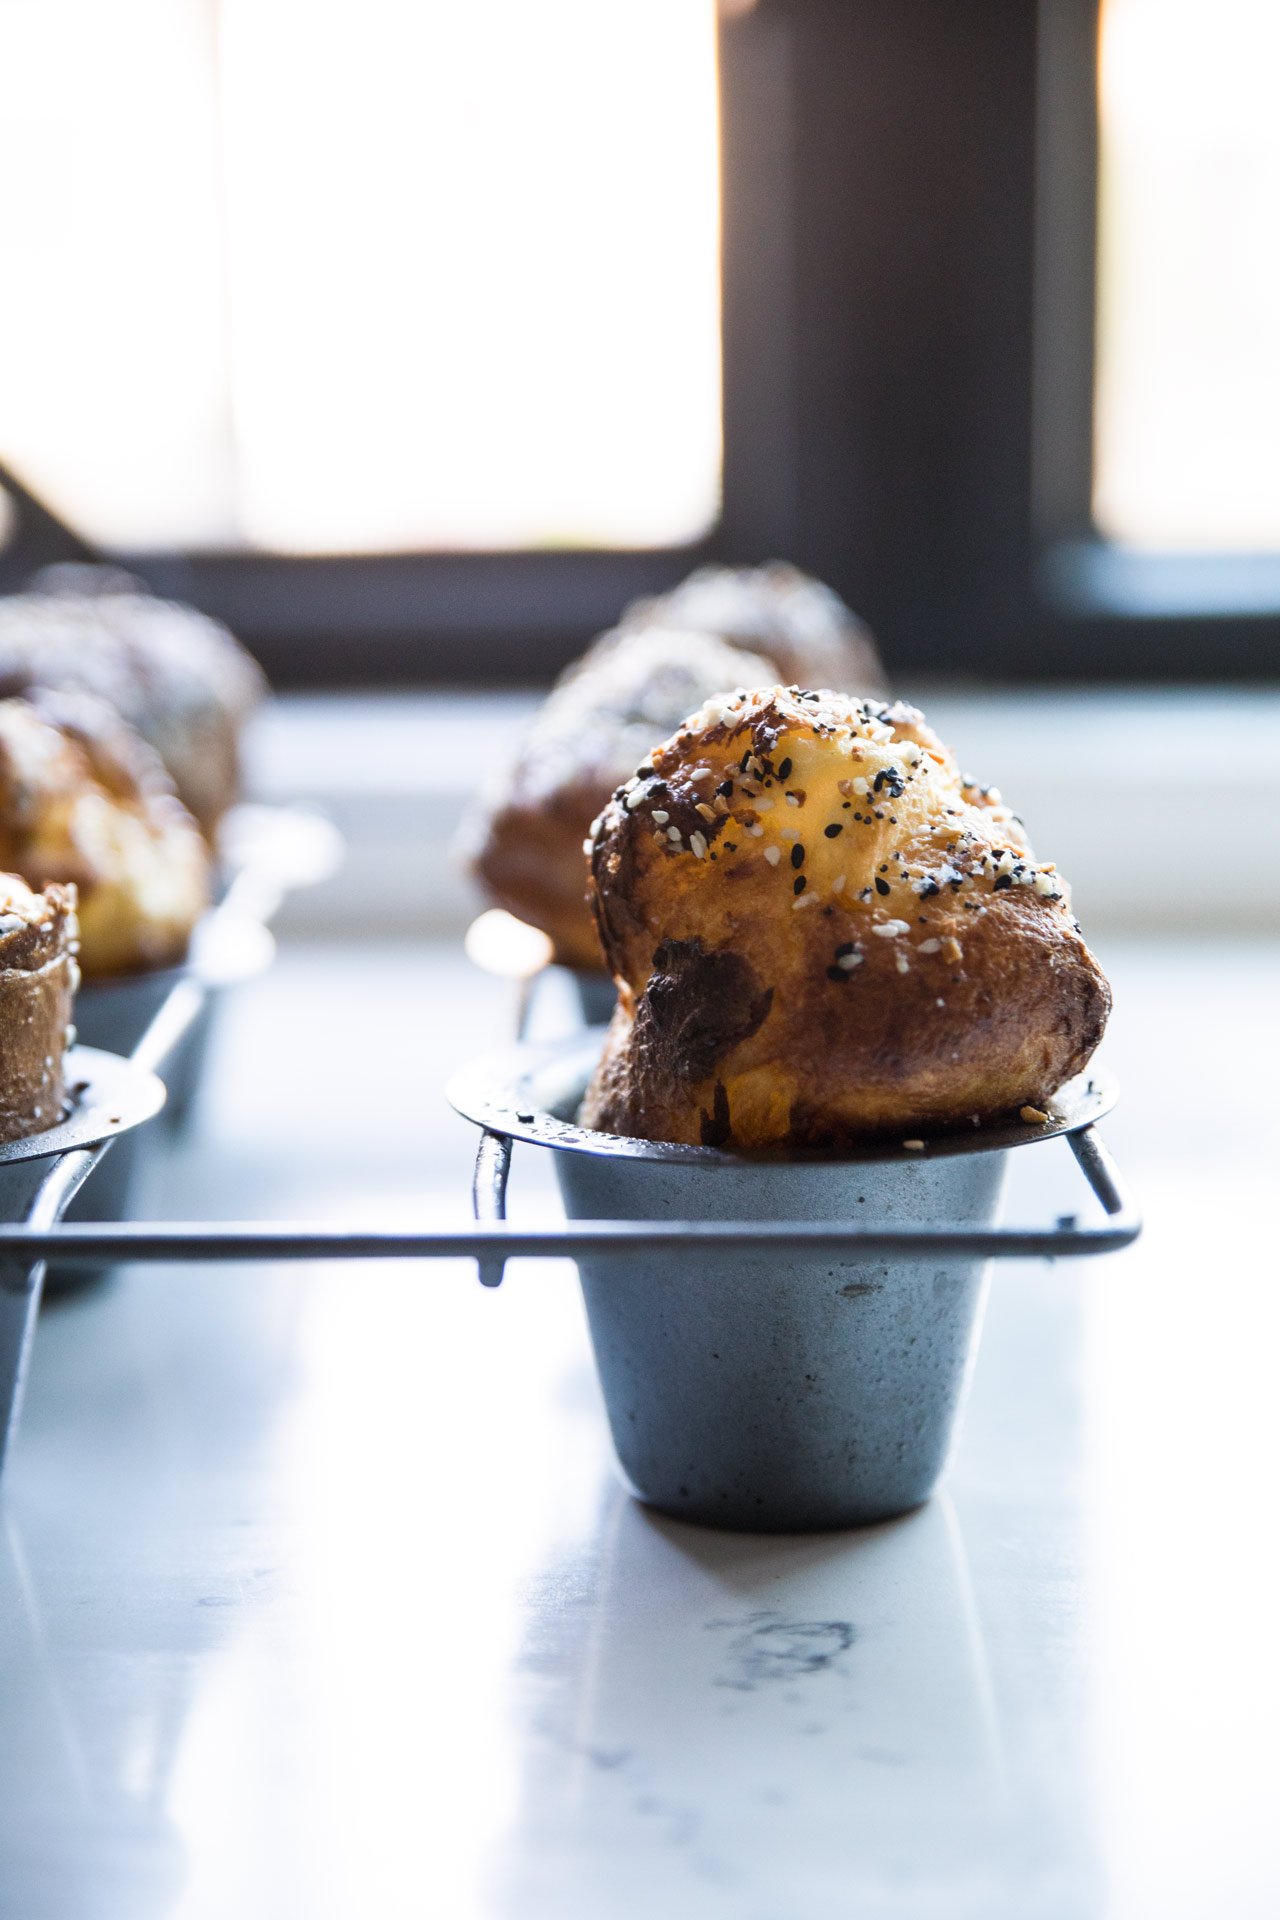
(1, 5, 1278, 1918)
(3, 0, 1275, 937)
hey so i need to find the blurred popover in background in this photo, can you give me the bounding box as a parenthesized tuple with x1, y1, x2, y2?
(0, 870, 78, 1141)
(618, 561, 887, 697)
(467, 562, 886, 969)
(0, 565, 266, 836)
(0, 694, 211, 979)
(584, 685, 1111, 1148)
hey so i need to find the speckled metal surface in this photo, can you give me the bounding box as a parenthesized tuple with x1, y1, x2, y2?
(558, 1139, 1006, 1530)
(451, 1042, 1123, 1530)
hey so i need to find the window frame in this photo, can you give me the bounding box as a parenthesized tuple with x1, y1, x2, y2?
(2, 0, 1276, 686)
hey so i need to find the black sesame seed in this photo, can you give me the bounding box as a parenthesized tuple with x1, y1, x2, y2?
(776, 757, 792, 780)
(993, 872, 1013, 891)
(723, 841, 737, 852)
(791, 843, 805, 869)
(835, 941, 856, 957)
(825, 965, 847, 983)
(793, 875, 807, 896)
(875, 876, 891, 896)
(716, 779, 734, 798)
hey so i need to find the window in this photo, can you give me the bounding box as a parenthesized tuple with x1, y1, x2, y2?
(1094, 0, 1280, 553)
(0, 0, 721, 555)
(1, 0, 1274, 683)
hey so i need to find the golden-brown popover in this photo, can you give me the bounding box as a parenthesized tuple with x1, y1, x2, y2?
(468, 567, 888, 968)
(0, 567, 266, 835)
(0, 694, 211, 979)
(583, 686, 1111, 1147)
(0, 871, 78, 1142)
(466, 627, 780, 970)
(619, 562, 888, 698)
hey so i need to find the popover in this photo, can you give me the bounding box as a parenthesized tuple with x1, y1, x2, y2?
(619, 562, 887, 699)
(0, 694, 211, 979)
(583, 685, 1111, 1147)
(468, 566, 886, 969)
(467, 627, 780, 970)
(0, 566, 266, 835)
(0, 871, 78, 1142)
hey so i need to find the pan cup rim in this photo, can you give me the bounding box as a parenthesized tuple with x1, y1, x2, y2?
(447, 1035, 1118, 1169)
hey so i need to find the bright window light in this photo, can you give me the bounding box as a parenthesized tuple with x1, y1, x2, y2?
(0, 0, 722, 556)
(1094, 0, 1280, 551)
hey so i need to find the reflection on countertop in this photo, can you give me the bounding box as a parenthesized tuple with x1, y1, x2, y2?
(1, 937, 1277, 1919)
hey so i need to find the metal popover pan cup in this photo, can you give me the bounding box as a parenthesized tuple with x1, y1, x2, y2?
(52, 912, 275, 1290)
(450, 1038, 1125, 1533)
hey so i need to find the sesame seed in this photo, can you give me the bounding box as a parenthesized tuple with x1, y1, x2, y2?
(667, 825, 682, 842)
(1020, 1105, 1049, 1124)
(832, 875, 846, 892)
(895, 952, 910, 974)
(793, 874, 807, 895)
(747, 823, 764, 837)
(873, 919, 911, 937)
(874, 876, 891, 896)
(918, 937, 941, 953)
(824, 823, 843, 838)
(903, 1139, 926, 1152)
(695, 801, 717, 823)
(776, 757, 792, 780)
(785, 792, 801, 807)
(651, 810, 669, 823)
(689, 830, 709, 859)
(763, 844, 781, 866)
(791, 843, 805, 869)
(838, 951, 864, 970)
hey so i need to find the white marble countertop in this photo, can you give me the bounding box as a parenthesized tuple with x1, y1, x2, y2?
(1, 937, 1277, 1919)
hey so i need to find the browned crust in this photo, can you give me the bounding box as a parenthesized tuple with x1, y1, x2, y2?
(0, 694, 211, 978)
(468, 573, 886, 965)
(581, 686, 1111, 1146)
(0, 572, 265, 833)
(0, 878, 77, 1143)
(466, 627, 782, 968)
